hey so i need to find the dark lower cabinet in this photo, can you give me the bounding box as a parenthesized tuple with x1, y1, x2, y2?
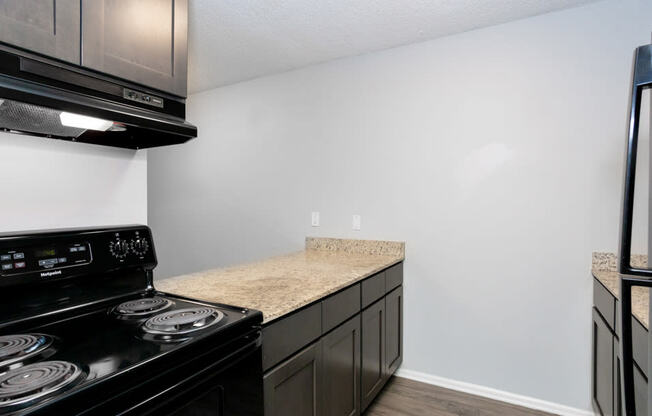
(385, 286, 403, 378)
(633, 365, 648, 416)
(361, 298, 386, 411)
(263, 262, 404, 415)
(263, 341, 322, 416)
(593, 308, 614, 416)
(592, 277, 649, 416)
(322, 316, 361, 416)
(613, 338, 649, 416)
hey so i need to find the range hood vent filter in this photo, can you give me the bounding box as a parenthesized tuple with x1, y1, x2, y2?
(0, 99, 85, 138)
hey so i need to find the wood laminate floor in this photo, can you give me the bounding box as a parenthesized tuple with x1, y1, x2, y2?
(364, 377, 556, 416)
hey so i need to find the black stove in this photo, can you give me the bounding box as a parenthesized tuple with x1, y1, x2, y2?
(0, 225, 263, 416)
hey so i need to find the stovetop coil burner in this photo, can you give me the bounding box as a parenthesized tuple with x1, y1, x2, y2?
(114, 296, 174, 317)
(0, 335, 53, 369)
(0, 361, 82, 408)
(143, 307, 224, 338)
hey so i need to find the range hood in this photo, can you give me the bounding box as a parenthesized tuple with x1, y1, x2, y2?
(0, 49, 197, 150)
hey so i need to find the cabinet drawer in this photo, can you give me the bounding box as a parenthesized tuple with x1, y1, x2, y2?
(322, 284, 361, 334)
(362, 272, 386, 309)
(263, 303, 322, 371)
(594, 278, 616, 331)
(385, 263, 403, 292)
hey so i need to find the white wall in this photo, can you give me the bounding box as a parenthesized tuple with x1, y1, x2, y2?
(0, 132, 147, 231)
(148, 0, 652, 411)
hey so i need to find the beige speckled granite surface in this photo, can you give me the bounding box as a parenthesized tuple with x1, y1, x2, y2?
(592, 252, 649, 328)
(305, 237, 404, 257)
(157, 238, 405, 324)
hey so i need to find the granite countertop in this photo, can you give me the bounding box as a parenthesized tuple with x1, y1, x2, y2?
(156, 237, 405, 324)
(592, 252, 649, 328)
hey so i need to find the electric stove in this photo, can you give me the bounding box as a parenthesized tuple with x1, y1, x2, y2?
(0, 225, 263, 415)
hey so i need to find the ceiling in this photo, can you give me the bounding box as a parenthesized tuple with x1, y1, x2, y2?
(187, 0, 599, 93)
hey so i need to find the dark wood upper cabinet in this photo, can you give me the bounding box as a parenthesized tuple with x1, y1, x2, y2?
(264, 341, 323, 416)
(321, 316, 361, 416)
(385, 286, 403, 378)
(0, 0, 80, 64)
(81, 0, 188, 96)
(361, 298, 385, 412)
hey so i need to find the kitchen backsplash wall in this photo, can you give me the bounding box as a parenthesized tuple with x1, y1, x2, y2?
(148, 0, 652, 413)
(0, 131, 147, 232)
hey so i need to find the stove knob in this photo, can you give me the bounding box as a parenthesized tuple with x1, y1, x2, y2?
(131, 238, 149, 256)
(109, 239, 129, 259)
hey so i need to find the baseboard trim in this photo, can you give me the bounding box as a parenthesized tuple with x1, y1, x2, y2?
(394, 369, 595, 416)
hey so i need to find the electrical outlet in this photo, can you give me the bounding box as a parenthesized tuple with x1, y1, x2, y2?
(352, 214, 361, 231)
(311, 212, 320, 227)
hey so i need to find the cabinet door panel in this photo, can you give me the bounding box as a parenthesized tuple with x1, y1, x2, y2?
(361, 299, 385, 411)
(385, 286, 403, 378)
(322, 316, 360, 416)
(614, 338, 622, 416)
(81, 0, 188, 96)
(264, 341, 322, 416)
(633, 364, 647, 416)
(592, 308, 614, 416)
(0, 0, 80, 63)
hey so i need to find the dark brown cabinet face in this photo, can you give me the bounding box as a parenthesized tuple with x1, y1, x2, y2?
(81, 0, 188, 96)
(264, 341, 322, 416)
(614, 335, 648, 416)
(593, 308, 614, 416)
(263, 263, 404, 415)
(361, 298, 385, 411)
(385, 286, 403, 378)
(633, 364, 648, 416)
(322, 316, 361, 416)
(0, 0, 80, 64)
(614, 337, 622, 416)
(592, 277, 650, 416)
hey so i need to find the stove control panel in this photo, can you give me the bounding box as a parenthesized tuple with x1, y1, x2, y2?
(0, 241, 92, 277)
(0, 225, 156, 284)
(109, 230, 150, 262)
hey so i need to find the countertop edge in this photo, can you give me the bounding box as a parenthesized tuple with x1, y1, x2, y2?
(262, 256, 404, 326)
(591, 270, 649, 330)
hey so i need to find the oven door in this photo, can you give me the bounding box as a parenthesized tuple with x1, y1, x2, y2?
(121, 331, 263, 416)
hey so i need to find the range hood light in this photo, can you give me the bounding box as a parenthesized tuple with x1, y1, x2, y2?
(59, 112, 113, 131)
